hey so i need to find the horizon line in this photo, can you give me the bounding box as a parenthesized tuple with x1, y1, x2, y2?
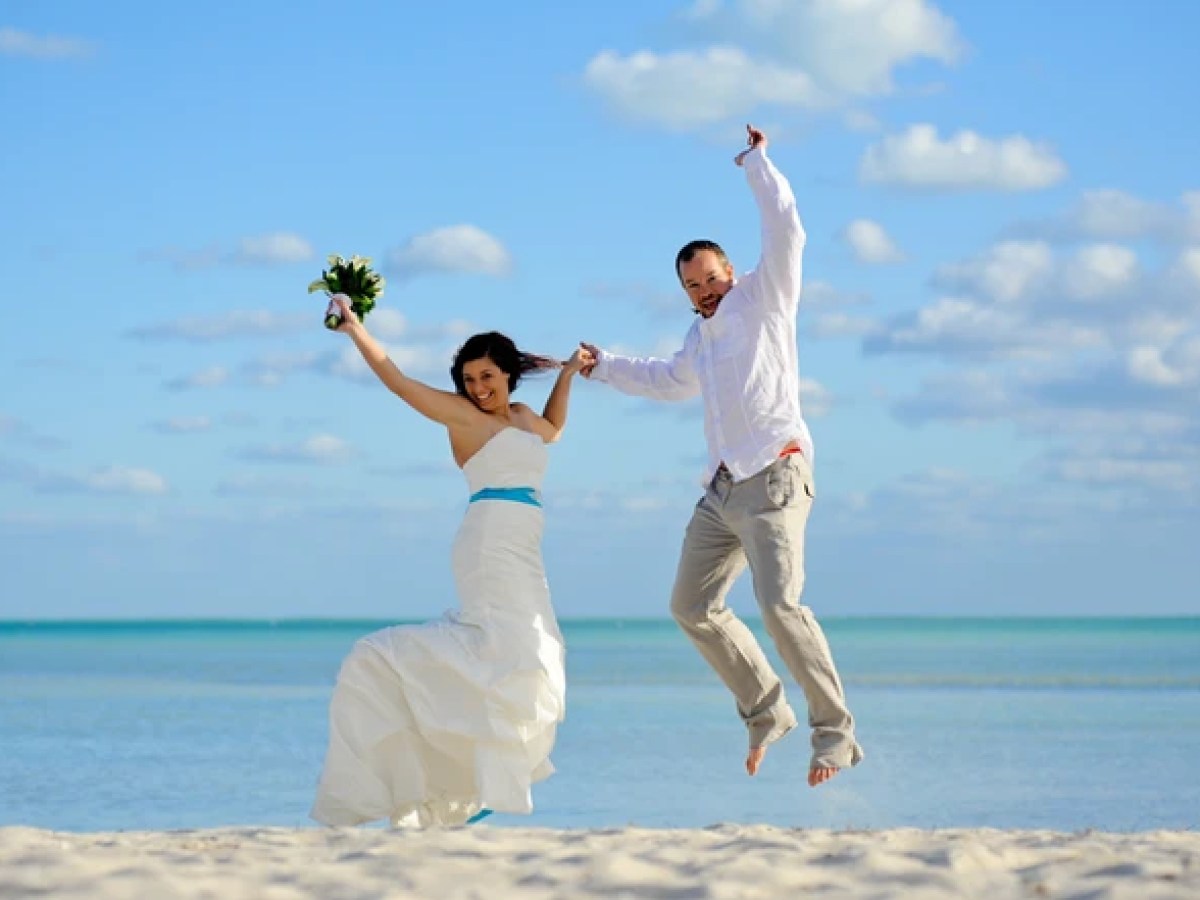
(2, 614, 1197, 625)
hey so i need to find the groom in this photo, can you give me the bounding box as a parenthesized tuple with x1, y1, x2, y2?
(580, 125, 863, 786)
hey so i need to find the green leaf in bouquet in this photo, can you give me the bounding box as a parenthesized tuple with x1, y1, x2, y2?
(313, 252, 383, 325)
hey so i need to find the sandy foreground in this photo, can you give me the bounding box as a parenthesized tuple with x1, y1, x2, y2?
(1, 824, 1198, 900)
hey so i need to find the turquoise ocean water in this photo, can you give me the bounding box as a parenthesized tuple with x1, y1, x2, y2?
(1, 618, 1197, 833)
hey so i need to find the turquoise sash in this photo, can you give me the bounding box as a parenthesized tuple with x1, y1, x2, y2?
(469, 486, 541, 507)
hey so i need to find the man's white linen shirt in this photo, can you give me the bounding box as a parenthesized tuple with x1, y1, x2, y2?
(590, 147, 813, 484)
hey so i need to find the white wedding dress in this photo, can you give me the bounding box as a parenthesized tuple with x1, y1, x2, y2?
(311, 427, 566, 827)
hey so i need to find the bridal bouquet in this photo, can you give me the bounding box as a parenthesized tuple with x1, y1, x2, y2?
(308, 254, 386, 329)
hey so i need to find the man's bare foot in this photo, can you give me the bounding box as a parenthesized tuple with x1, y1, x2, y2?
(746, 746, 766, 776)
(808, 766, 839, 787)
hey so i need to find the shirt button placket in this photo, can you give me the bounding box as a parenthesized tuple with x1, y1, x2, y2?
(702, 327, 732, 476)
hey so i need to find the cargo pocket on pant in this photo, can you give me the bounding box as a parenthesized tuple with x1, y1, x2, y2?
(765, 461, 799, 508)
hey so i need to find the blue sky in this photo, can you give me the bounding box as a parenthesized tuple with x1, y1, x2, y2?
(2, 0, 1197, 619)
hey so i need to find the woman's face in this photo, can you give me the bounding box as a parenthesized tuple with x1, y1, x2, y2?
(461, 355, 510, 413)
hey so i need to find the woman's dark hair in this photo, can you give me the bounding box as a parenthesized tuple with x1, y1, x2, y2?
(450, 332, 558, 398)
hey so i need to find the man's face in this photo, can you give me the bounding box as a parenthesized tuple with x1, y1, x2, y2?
(678, 250, 735, 318)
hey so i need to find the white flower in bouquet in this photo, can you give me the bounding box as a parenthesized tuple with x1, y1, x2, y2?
(308, 254, 386, 329)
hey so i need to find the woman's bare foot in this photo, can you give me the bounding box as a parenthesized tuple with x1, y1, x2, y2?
(745, 746, 766, 776)
(808, 766, 839, 787)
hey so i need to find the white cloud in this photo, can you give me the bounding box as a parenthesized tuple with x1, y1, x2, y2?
(1126, 313, 1194, 348)
(581, 0, 963, 131)
(328, 344, 444, 382)
(233, 232, 314, 265)
(168, 314, 471, 392)
(868, 209, 1200, 510)
(681, 0, 722, 20)
(87, 466, 168, 495)
(860, 125, 1067, 191)
(808, 312, 883, 339)
(872, 237, 1180, 365)
(606, 335, 691, 361)
(1127, 347, 1185, 388)
(1051, 456, 1198, 493)
(1169, 247, 1200, 289)
(40, 466, 169, 495)
(799, 280, 877, 338)
(1013, 189, 1200, 244)
(802, 280, 871, 309)
(367, 309, 409, 341)
(1056, 190, 1176, 240)
(931, 240, 1142, 309)
(867, 296, 1105, 360)
(932, 241, 1055, 303)
(584, 47, 825, 129)
(387, 225, 512, 280)
(130, 311, 310, 342)
(842, 109, 883, 132)
(891, 370, 1200, 477)
(243, 352, 322, 388)
(1060, 244, 1138, 300)
(292, 434, 353, 464)
(1127, 336, 1200, 389)
(799, 377, 832, 416)
(0, 27, 92, 60)
(241, 434, 355, 465)
(891, 369, 1016, 426)
(166, 366, 231, 391)
(142, 232, 316, 270)
(735, 0, 963, 97)
(844, 218, 905, 264)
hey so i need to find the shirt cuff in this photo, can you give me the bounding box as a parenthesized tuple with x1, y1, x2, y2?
(590, 349, 613, 382)
(742, 146, 768, 168)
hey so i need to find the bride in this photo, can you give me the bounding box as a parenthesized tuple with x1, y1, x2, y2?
(310, 294, 591, 828)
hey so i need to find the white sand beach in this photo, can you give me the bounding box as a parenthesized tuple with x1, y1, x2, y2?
(2, 824, 1197, 899)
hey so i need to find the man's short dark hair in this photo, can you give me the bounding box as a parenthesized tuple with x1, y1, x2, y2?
(675, 240, 729, 279)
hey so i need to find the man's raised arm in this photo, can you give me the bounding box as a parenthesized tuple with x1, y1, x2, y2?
(736, 125, 806, 312)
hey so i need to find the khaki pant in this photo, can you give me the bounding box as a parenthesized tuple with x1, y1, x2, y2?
(670, 453, 863, 770)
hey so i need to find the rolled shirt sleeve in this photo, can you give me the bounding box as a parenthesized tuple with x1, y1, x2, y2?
(741, 147, 806, 314)
(590, 342, 700, 403)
